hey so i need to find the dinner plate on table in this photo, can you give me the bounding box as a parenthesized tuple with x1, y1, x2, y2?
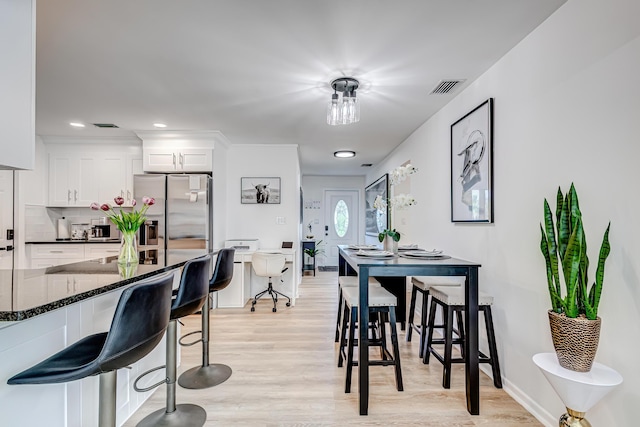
(397, 244, 420, 251)
(400, 250, 450, 259)
(348, 244, 379, 250)
(356, 250, 395, 258)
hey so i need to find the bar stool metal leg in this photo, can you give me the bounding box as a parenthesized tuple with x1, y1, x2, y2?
(98, 370, 117, 427)
(178, 296, 232, 389)
(137, 321, 207, 426)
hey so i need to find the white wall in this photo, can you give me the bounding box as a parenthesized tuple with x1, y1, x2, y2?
(368, 0, 640, 425)
(302, 175, 365, 264)
(226, 144, 301, 250)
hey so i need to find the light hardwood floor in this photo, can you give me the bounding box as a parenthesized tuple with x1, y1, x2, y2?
(124, 271, 541, 426)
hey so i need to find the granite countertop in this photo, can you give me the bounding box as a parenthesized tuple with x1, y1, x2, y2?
(0, 251, 214, 322)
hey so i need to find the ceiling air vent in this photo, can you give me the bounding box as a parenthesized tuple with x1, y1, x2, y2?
(361, 163, 372, 167)
(430, 79, 466, 95)
(92, 123, 119, 128)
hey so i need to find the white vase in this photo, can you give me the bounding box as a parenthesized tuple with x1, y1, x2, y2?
(384, 235, 399, 254)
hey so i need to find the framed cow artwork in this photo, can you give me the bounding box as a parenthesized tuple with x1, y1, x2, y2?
(241, 177, 281, 204)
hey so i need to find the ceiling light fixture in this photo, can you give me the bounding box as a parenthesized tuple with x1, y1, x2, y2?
(327, 77, 360, 126)
(69, 122, 85, 128)
(153, 123, 167, 128)
(334, 150, 356, 158)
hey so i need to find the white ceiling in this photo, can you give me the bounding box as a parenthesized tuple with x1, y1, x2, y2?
(35, 0, 566, 175)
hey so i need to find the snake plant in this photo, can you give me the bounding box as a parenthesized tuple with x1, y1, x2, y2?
(539, 184, 611, 320)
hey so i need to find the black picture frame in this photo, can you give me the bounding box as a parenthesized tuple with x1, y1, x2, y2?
(451, 98, 494, 222)
(365, 174, 389, 236)
(241, 177, 281, 204)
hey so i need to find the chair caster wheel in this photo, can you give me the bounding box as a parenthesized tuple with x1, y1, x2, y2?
(251, 307, 255, 312)
(286, 302, 291, 307)
(272, 308, 277, 312)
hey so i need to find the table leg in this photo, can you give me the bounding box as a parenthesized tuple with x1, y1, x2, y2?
(358, 268, 370, 415)
(465, 267, 480, 415)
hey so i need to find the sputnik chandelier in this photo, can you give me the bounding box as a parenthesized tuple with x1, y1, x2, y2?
(326, 77, 360, 125)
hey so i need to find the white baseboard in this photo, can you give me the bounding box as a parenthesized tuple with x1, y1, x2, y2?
(479, 365, 556, 427)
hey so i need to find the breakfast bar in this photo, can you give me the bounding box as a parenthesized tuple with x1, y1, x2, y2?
(0, 253, 209, 426)
(338, 245, 482, 416)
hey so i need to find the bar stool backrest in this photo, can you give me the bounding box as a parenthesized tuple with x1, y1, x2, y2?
(171, 255, 212, 320)
(210, 248, 235, 292)
(98, 273, 174, 373)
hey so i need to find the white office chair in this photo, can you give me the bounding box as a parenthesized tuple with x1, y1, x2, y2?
(251, 252, 291, 312)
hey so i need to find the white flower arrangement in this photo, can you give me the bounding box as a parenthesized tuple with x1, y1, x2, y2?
(389, 163, 418, 186)
(376, 164, 418, 243)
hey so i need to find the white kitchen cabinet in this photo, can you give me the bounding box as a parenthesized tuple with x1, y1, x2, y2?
(125, 154, 143, 204)
(143, 147, 212, 172)
(27, 244, 84, 268)
(0, 0, 35, 170)
(48, 153, 99, 206)
(85, 244, 120, 260)
(99, 152, 142, 206)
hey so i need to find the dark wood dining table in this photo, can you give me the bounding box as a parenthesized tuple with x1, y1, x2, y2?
(338, 245, 482, 416)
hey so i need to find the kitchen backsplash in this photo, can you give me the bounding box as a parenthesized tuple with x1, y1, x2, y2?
(24, 205, 113, 241)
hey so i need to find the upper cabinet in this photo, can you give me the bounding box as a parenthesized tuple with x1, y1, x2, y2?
(0, 0, 35, 170)
(46, 142, 142, 207)
(49, 153, 98, 206)
(136, 130, 230, 173)
(143, 147, 212, 173)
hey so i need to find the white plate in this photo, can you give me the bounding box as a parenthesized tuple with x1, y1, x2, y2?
(356, 250, 395, 258)
(402, 250, 447, 258)
(397, 244, 419, 251)
(348, 244, 379, 250)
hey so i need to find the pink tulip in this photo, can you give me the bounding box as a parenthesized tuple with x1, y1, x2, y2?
(90, 202, 100, 210)
(131, 199, 137, 206)
(142, 196, 155, 206)
(114, 196, 125, 206)
(100, 204, 111, 211)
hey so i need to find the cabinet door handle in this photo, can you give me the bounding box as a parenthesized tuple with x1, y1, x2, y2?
(179, 153, 184, 167)
(127, 190, 131, 201)
(68, 190, 72, 202)
(67, 278, 71, 293)
(74, 190, 78, 202)
(49, 250, 64, 254)
(121, 189, 124, 198)
(172, 153, 176, 166)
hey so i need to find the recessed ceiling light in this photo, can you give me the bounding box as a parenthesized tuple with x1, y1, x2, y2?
(334, 150, 356, 158)
(153, 123, 167, 128)
(69, 122, 85, 128)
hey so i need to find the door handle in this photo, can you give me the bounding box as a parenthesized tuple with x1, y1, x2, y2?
(179, 153, 184, 167)
(74, 190, 78, 202)
(172, 153, 176, 166)
(68, 190, 72, 202)
(127, 190, 131, 201)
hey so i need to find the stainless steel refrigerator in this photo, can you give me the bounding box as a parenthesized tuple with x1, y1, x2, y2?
(134, 174, 212, 266)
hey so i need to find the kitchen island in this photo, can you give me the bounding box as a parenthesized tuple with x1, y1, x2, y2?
(0, 252, 210, 426)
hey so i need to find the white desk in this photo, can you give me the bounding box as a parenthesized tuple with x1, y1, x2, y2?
(216, 248, 297, 308)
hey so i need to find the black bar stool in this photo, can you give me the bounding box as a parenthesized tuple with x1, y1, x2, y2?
(179, 248, 235, 389)
(338, 286, 403, 394)
(406, 276, 463, 358)
(7, 273, 175, 427)
(424, 285, 502, 389)
(134, 255, 212, 427)
(334, 275, 381, 342)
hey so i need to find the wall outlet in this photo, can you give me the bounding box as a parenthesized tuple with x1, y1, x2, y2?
(276, 216, 286, 225)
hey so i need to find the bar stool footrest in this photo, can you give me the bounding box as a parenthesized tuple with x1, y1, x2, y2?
(178, 330, 203, 347)
(133, 365, 167, 393)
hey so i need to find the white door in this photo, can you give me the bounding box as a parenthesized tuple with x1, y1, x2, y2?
(323, 190, 358, 266)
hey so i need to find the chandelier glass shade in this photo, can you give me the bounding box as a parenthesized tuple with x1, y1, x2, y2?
(327, 77, 360, 125)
